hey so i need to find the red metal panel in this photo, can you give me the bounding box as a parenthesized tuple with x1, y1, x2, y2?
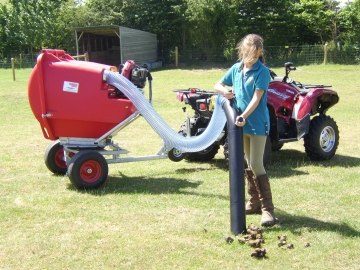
(28, 50, 137, 140)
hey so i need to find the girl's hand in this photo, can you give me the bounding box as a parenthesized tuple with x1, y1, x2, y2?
(224, 89, 234, 100)
(235, 116, 246, 127)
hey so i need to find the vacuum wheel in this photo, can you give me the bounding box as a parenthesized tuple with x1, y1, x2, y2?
(68, 150, 108, 189)
(168, 148, 187, 162)
(44, 140, 67, 175)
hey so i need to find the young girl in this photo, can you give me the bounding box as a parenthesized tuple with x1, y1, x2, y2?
(214, 34, 275, 227)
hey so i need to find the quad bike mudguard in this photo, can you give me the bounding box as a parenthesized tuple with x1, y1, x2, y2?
(296, 88, 339, 119)
(268, 78, 339, 143)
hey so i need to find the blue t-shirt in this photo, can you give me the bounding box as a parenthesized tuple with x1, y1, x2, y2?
(221, 59, 270, 135)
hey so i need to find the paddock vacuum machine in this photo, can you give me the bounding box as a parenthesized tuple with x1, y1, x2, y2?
(28, 49, 228, 189)
(28, 49, 247, 234)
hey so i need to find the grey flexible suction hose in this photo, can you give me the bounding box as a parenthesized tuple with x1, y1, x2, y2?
(106, 70, 245, 234)
(105, 70, 227, 152)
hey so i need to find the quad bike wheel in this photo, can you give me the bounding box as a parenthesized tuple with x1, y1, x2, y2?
(223, 136, 272, 168)
(44, 140, 67, 175)
(68, 150, 108, 189)
(263, 136, 272, 165)
(271, 142, 284, 152)
(179, 116, 220, 162)
(186, 144, 220, 162)
(304, 115, 339, 161)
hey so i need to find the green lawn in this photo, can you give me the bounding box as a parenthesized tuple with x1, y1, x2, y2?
(0, 64, 359, 269)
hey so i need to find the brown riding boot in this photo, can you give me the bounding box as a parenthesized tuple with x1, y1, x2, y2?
(245, 168, 261, 214)
(254, 174, 276, 227)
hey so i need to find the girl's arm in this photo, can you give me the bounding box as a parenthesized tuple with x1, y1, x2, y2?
(214, 81, 234, 100)
(239, 90, 264, 120)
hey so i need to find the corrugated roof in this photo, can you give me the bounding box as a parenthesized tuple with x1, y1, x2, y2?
(72, 25, 155, 37)
(72, 25, 119, 36)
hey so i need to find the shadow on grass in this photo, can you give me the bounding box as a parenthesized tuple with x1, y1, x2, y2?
(270, 149, 360, 168)
(204, 149, 360, 178)
(67, 173, 198, 194)
(270, 208, 360, 238)
(67, 171, 229, 200)
(65, 149, 359, 205)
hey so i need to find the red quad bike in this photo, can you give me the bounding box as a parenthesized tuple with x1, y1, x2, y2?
(172, 62, 340, 164)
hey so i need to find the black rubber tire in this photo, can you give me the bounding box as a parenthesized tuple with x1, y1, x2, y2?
(271, 142, 284, 152)
(68, 150, 108, 189)
(168, 148, 187, 162)
(223, 135, 271, 167)
(186, 144, 220, 162)
(178, 117, 220, 162)
(263, 135, 272, 165)
(44, 140, 67, 175)
(304, 115, 339, 161)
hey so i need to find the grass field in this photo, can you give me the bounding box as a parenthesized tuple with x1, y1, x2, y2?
(0, 64, 359, 269)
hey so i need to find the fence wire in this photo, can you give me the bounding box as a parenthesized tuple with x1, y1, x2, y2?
(0, 54, 38, 69)
(170, 45, 360, 67)
(1, 45, 359, 69)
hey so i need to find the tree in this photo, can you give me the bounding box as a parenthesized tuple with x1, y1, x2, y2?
(182, 0, 235, 61)
(1, 0, 360, 64)
(234, 0, 299, 46)
(0, 3, 22, 56)
(58, 0, 96, 51)
(324, 0, 342, 45)
(339, 0, 360, 44)
(85, 0, 123, 25)
(0, 4, 9, 56)
(119, 0, 185, 60)
(6, 0, 68, 54)
(294, 0, 341, 45)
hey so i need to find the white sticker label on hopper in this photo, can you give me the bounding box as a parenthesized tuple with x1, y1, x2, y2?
(63, 81, 79, 93)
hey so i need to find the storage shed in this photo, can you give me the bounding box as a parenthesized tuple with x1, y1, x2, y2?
(73, 25, 160, 68)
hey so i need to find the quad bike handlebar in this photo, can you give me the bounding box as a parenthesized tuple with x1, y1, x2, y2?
(270, 62, 296, 83)
(270, 62, 332, 92)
